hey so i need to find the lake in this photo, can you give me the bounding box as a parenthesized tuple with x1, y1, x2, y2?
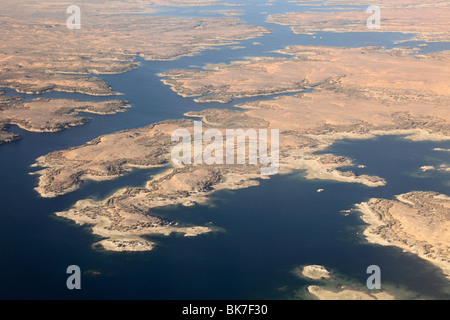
(0, 0, 449, 299)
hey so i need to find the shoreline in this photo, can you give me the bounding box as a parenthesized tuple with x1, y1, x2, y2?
(355, 192, 450, 279)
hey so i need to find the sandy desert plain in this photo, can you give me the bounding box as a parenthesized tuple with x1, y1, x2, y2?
(0, 0, 449, 300)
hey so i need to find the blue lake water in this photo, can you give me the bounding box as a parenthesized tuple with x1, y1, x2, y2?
(0, 0, 449, 299)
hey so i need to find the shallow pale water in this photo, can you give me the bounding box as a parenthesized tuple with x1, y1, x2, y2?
(0, 0, 449, 299)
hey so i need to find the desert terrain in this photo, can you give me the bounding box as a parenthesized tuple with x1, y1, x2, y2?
(0, 0, 269, 142)
(356, 191, 450, 279)
(33, 45, 450, 254)
(1, 0, 449, 292)
(269, 0, 450, 42)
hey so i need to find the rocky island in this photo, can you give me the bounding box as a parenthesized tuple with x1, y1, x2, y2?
(295, 265, 396, 300)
